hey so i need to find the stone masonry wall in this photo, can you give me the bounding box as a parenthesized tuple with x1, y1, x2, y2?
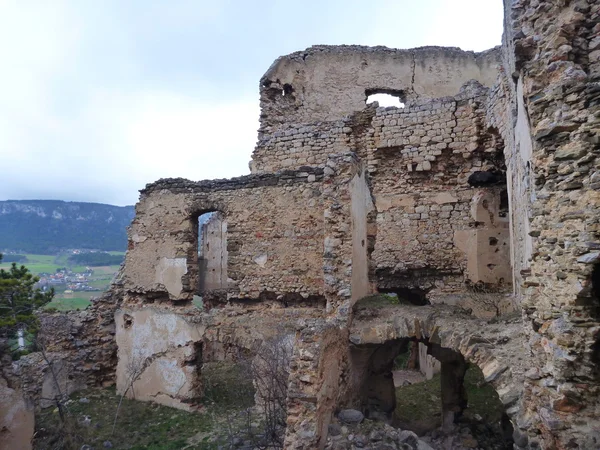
(258, 45, 501, 128)
(252, 46, 502, 175)
(20, 7, 600, 447)
(495, 0, 600, 448)
(126, 170, 328, 302)
(370, 83, 511, 295)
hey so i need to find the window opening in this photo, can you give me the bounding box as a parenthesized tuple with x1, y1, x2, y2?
(197, 211, 228, 295)
(365, 89, 406, 108)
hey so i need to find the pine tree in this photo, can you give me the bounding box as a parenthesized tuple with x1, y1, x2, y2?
(0, 253, 54, 354)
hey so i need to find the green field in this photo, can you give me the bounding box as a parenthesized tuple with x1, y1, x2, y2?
(44, 297, 92, 311)
(0, 253, 124, 275)
(0, 253, 123, 312)
(45, 289, 107, 311)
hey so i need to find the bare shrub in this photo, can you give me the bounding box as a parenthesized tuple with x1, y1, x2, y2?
(34, 334, 83, 450)
(465, 281, 511, 318)
(250, 333, 293, 448)
(112, 352, 147, 435)
(201, 333, 294, 449)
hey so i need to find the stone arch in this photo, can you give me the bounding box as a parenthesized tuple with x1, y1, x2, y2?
(348, 306, 522, 432)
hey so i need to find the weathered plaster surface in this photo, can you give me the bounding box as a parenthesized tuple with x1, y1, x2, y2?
(259, 45, 500, 126)
(155, 257, 187, 298)
(115, 307, 203, 409)
(350, 166, 375, 302)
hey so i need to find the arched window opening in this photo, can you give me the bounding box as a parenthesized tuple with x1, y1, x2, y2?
(365, 89, 406, 108)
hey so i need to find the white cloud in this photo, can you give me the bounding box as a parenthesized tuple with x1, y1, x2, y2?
(423, 0, 504, 51)
(1, 87, 258, 205)
(364, 0, 503, 51)
(0, 0, 504, 206)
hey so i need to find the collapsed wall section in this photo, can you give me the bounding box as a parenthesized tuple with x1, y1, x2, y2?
(251, 45, 502, 174)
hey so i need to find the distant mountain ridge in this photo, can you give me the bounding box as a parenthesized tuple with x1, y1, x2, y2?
(0, 200, 135, 254)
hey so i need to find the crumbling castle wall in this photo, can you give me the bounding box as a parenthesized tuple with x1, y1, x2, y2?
(251, 46, 501, 174)
(111, 44, 518, 448)
(114, 155, 370, 411)
(370, 83, 511, 295)
(490, 0, 600, 447)
(0, 351, 34, 450)
(252, 45, 512, 304)
(126, 171, 330, 303)
(13, 1, 600, 448)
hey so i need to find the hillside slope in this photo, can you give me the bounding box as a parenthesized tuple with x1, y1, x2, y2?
(0, 200, 135, 254)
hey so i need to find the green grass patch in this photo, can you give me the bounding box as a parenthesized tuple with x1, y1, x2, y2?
(462, 364, 505, 423)
(0, 255, 121, 277)
(24, 254, 57, 264)
(1, 254, 62, 274)
(92, 265, 121, 275)
(393, 351, 411, 370)
(202, 361, 255, 411)
(354, 293, 404, 311)
(394, 373, 443, 433)
(394, 365, 505, 435)
(88, 280, 110, 289)
(44, 298, 91, 311)
(34, 361, 256, 449)
(34, 387, 217, 450)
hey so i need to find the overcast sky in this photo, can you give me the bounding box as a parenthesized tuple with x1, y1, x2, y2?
(0, 0, 503, 206)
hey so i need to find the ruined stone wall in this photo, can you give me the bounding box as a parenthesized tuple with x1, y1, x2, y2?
(250, 119, 352, 173)
(251, 52, 513, 301)
(113, 156, 368, 414)
(115, 306, 203, 410)
(0, 351, 34, 450)
(126, 171, 328, 302)
(496, 0, 600, 447)
(485, 70, 532, 295)
(114, 302, 326, 410)
(258, 45, 501, 127)
(14, 284, 124, 410)
(251, 46, 502, 174)
(370, 84, 511, 295)
(24, 9, 600, 447)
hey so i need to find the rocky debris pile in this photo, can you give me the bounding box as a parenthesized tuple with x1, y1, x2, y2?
(325, 410, 434, 450)
(422, 422, 512, 450)
(326, 409, 512, 450)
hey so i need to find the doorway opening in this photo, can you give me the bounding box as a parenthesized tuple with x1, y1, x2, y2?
(196, 211, 228, 306)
